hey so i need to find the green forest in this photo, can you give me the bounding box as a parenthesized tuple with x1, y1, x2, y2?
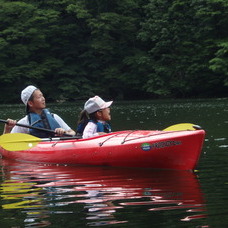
(0, 0, 227, 103)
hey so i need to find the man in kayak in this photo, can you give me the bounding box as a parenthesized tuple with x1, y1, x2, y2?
(77, 95, 113, 138)
(3, 85, 75, 137)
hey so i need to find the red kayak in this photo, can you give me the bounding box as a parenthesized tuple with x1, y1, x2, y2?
(0, 129, 205, 170)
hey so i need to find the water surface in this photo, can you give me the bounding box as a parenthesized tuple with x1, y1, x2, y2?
(0, 98, 228, 227)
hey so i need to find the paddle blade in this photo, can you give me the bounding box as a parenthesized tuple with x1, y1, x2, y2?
(0, 133, 41, 151)
(163, 123, 201, 131)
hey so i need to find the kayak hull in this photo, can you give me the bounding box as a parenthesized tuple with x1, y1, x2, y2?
(0, 130, 205, 170)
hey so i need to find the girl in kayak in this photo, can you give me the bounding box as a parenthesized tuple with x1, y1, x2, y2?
(3, 85, 75, 137)
(77, 96, 113, 139)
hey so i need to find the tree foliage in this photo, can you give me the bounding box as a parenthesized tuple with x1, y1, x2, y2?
(0, 0, 227, 103)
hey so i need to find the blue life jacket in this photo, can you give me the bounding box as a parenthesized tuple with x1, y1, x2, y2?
(96, 121, 111, 133)
(28, 109, 61, 138)
(77, 121, 88, 135)
(77, 120, 111, 135)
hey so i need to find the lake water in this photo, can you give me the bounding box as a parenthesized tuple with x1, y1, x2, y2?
(0, 98, 228, 228)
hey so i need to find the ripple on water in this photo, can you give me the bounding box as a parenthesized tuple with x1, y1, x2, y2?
(0, 160, 208, 227)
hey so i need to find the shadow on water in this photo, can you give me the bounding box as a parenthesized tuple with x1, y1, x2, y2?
(0, 159, 208, 228)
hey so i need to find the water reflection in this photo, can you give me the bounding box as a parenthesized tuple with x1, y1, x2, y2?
(0, 159, 207, 227)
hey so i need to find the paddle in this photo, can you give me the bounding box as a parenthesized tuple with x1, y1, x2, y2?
(0, 133, 40, 151)
(0, 133, 81, 151)
(163, 123, 202, 131)
(0, 119, 72, 137)
(0, 123, 202, 152)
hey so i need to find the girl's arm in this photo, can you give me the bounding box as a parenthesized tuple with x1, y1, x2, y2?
(82, 122, 100, 139)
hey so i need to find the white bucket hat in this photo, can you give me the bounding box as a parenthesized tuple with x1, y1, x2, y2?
(84, 96, 113, 114)
(21, 85, 37, 105)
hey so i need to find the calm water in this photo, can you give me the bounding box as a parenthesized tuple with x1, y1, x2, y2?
(0, 98, 228, 228)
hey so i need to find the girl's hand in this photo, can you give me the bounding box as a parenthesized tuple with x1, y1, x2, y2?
(4, 119, 17, 134)
(98, 132, 107, 135)
(54, 128, 76, 136)
(54, 128, 66, 136)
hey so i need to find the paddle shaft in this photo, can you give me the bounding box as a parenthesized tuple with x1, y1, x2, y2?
(0, 119, 73, 137)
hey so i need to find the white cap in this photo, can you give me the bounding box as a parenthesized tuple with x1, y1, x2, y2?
(84, 96, 113, 114)
(21, 85, 37, 105)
